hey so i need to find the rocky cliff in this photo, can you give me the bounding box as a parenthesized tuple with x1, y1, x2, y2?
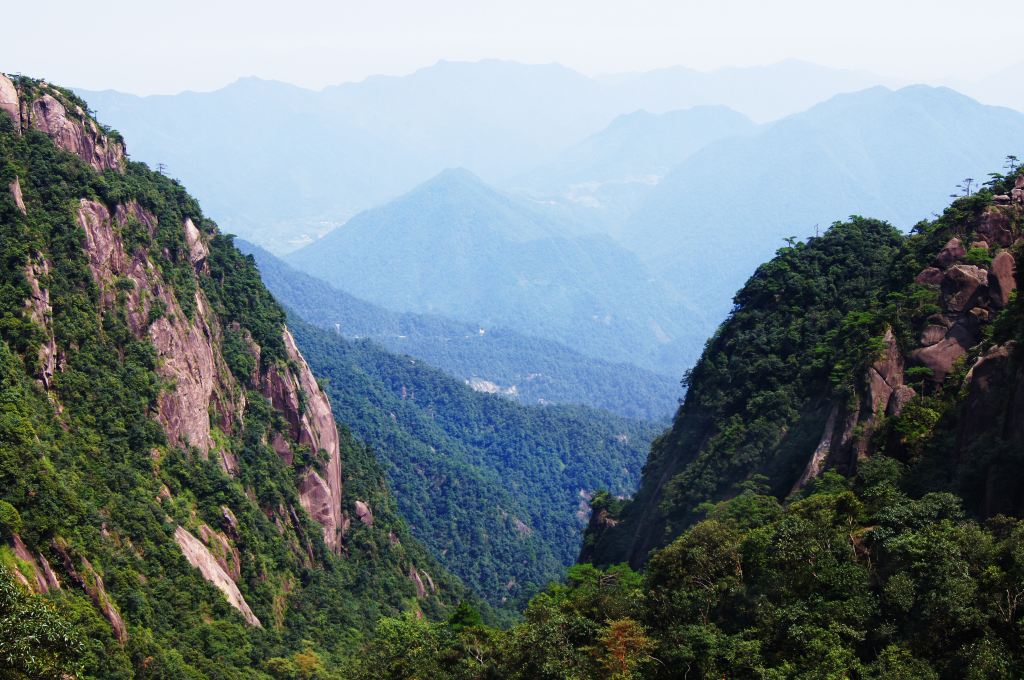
(0, 74, 465, 675)
(585, 172, 1024, 568)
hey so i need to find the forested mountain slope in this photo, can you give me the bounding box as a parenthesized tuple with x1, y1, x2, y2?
(0, 75, 474, 678)
(587, 168, 1024, 569)
(288, 168, 709, 376)
(346, 169, 1024, 680)
(240, 238, 680, 420)
(287, 317, 658, 609)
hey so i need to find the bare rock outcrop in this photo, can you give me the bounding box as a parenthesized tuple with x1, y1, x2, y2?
(935, 238, 965, 268)
(271, 431, 294, 465)
(24, 256, 56, 388)
(866, 328, 905, 415)
(0, 74, 19, 127)
(354, 500, 374, 526)
(976, 207, 1015, 247)
(1013, 176, 1024, 205)
(409, 567, 427, 599)
(791, 406, 840, 493)
(197, 523, 242, 581)
(9, 534, 49, 593)
(297, 470, 340, 547)
(911, 335, 968, 382)
(75, 199, 241, 458)
(942, 264, 988, 313)
(915, 267, 944, 286)
(9, 176, 26, 214)
(29, 92, 125, 173)
(990, 251, 1017, 308)
(262, 329, 344, 553)
(174, 526, 261, 627)
(184, 217, 209, 269)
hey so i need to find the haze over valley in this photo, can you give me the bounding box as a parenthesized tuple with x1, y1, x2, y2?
(3, 2, 1024, 676)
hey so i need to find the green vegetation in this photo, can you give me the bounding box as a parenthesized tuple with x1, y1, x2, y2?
(350, 461, 1024, 678)
(0, 78, 475, 678)
(289, 317, 658, 610)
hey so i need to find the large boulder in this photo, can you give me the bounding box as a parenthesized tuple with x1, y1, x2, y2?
(0, 74, 18, 128)
(915, 267, 944, 286)
(935, 237, 965, 268)
(29, 93, 124, 173)
(991, 251, 1017, 307)
(976, 207, 1015, 247)
(942, 264, 988, 312)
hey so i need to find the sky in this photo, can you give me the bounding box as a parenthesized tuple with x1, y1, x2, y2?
(3, 0, 1023, 95)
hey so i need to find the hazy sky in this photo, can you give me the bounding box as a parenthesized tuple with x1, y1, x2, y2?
(4, 0, 1022, 94)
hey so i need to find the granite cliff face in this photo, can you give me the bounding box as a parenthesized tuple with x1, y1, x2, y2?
(585, 174, 1024, 568)
(0, 74, 405, 642)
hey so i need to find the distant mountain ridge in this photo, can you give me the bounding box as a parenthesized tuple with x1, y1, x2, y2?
(77, 59, 889, 251)
(622, 84, 1024, 321)
(286, 168, 711, 377)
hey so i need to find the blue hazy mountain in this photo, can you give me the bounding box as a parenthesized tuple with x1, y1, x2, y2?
(286, 168, 711, 376)
(624, 85, 1024, 320)
(513, 105, 757, 233)
(238, 238, 681, 420)
(77, 59, 885, 251)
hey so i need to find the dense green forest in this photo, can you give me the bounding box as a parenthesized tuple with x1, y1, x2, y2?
(288, 317, 658, 609)
(5, 70, 1024, 680)
(345, 169, 1024, 678)
(240, 238, 680, 421)
(0, 76, 478, 678)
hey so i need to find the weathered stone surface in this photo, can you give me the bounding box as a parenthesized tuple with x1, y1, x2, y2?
(184, 217, 209, 268)
(9, 176, 25, 214)
(409, 567, 427, 599)
(790, 406, 839, 493)
(297, 469, 338, 543)
(174, 526, 261, 627)
(30, 93, 125, 173)
(76, 198, 237, 455)
(942, 264, 988, 313)
(197, 523, 241, 581)
(263, 329, 344, 553)
(1014, 176, 1024, 204)
(271, 431, 294, 465)
(920, 324, 947, 346)
(0, 74, 19, 128)
(24, 256, 56, 388)
(9, 534, 48, 593)
(38, 553, 61, 592)
(910, 336, 968, 382)
(990, 251, 1017, 308)
(915, 267, 944, 285)
(935, 237, 965, 268)
(354, 500, 374, 526)
(977, 207, 1015, 247)
(888, 385, 917, 416)
(862, 327, 905, 417)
